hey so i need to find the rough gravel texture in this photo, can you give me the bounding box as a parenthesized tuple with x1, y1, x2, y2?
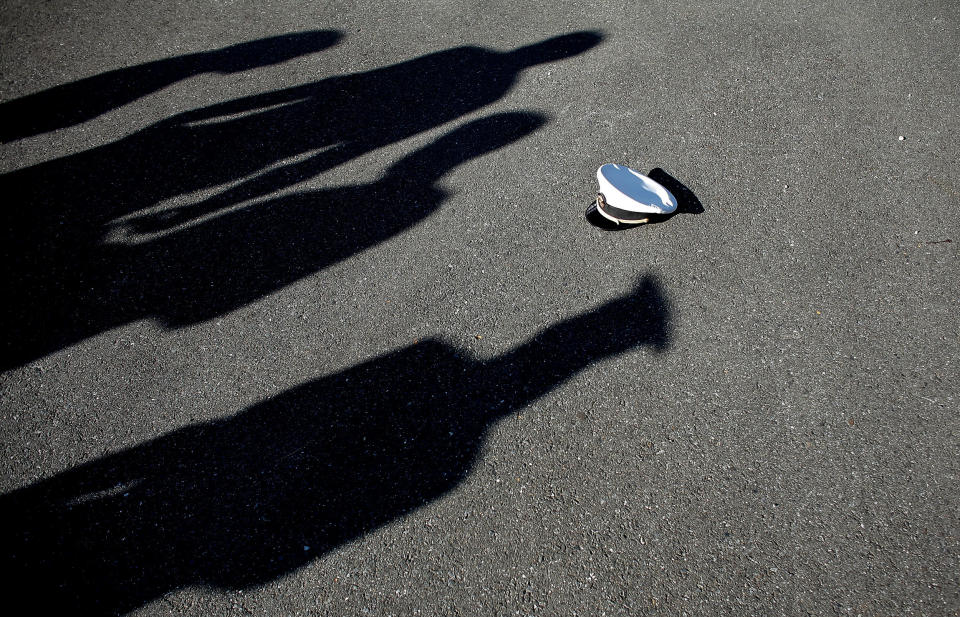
(1, 1, 958, 615)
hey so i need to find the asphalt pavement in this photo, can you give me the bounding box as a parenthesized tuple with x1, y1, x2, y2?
(1, 1, 957, 615)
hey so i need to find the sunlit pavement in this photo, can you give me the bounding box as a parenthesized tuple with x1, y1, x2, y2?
(1, 1, 957, 615)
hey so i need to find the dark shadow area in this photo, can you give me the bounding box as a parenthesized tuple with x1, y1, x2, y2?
(2, 275, 670, 615)
(585, 167, 704, 230)
(648, 167, 705, 216)
(1, 31, 603, 369)
(0, 30, 344, 142)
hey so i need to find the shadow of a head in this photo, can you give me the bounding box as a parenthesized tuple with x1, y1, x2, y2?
(580, 274, 671, 356)
(386, 111, 547, 183)
(487, 273, 670, 412)
(505, 30, 604, 67)
(513, 274, 670, 369)
(211, 30, 345, 73)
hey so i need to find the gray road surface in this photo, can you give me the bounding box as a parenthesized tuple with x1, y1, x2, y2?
(1, 1, 957, 615)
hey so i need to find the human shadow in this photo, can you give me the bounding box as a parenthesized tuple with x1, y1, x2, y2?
(1, 274, 670, 616)
(585, 167, 704, 231)
(1, 31, 603, 369)
(0, 30, 344, 142)
(2, 112, 544, 368)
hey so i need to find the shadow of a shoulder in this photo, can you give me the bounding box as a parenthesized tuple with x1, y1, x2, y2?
(2, 339, 485, 613)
